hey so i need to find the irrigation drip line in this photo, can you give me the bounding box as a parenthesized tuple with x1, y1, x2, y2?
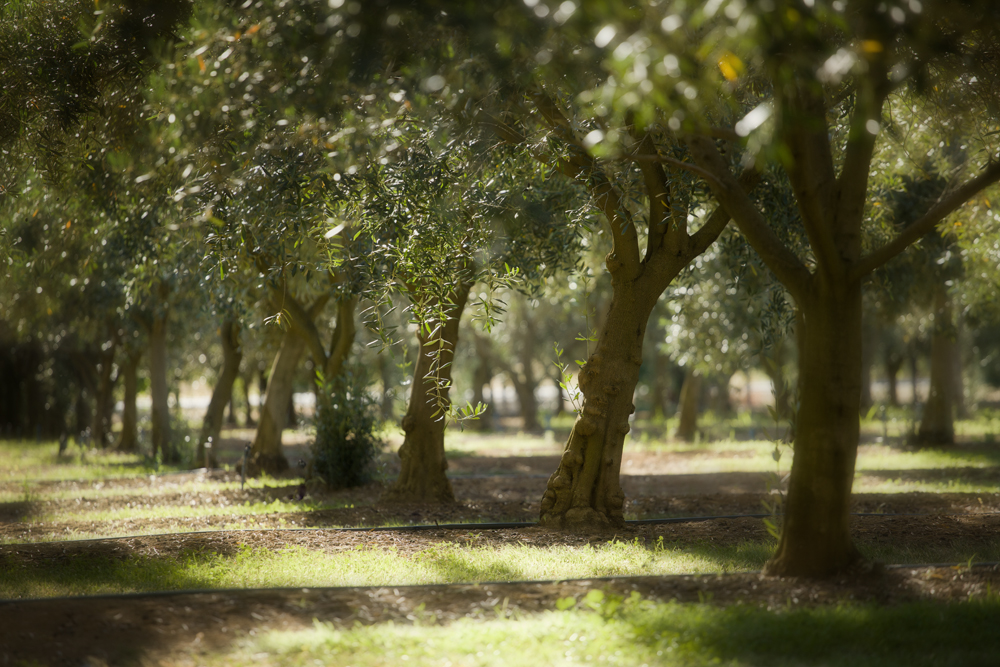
(2, 561, 999, 607)
(8, 511, 998, 548)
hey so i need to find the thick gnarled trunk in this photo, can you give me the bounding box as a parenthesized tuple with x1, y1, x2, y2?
(765, 283, 864, 577)
(249, 328, 304, 475)
(539, 281, 655, 528)
(198, 320, 242, 468)
(917, 287, 957, 445)
(383, 284, 472, 504)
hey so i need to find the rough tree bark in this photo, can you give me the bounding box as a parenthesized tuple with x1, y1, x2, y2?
(917, 287, 958, 445)
(115, 350, 141, 452)
(674, 367, 701, 442)
(382, 282, 473, 504)
(687, 71, 1000, 575)
(489, 94, 749, 530)
(197, 320, 243, 468)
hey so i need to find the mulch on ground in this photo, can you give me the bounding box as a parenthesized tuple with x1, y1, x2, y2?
(2, 565, 999, 667)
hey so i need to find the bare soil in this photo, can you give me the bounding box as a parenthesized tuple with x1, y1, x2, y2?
(2, 441, 1000, 665)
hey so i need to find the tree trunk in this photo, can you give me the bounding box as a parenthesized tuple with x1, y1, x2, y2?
(885, 353, 903, 407)
(226, 390, 239, 426)
(248, 328, 305, 475)
(909, 348, 920, 407)
(91, 338, 118, 448)
(761, 339, 792, 421)
(674, 367, 701, 442)
(382, 283, 472, 504)
(859, 314, 876, 413)
(648, 349, 669, 419)
(197, 320, 242, 468)
(470, 332, 494, 432)
(115, 350, 141, 452)
(149, 309, 174, 463)
(378, 351, 395, 422)
(917, 288, 957, 446)
(510, 374, 541, 432)
(950, 315, 967, 420)
(539, 281, 656, 529)
(242, 370, 257, 427)
(765, 283, 864, 577)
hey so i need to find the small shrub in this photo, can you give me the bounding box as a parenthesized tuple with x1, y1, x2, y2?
(311, 369, 382, 489)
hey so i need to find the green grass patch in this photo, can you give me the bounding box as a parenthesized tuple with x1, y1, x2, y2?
(0, 538, 773, 600)
(219, 593, 1000, 666)
(6, 533, 1000, 601)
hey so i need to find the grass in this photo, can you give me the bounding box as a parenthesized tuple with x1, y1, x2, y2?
(211, 592, 1000, 667)
(0, 538, 774, 599)
(5, 535, 1000, 600)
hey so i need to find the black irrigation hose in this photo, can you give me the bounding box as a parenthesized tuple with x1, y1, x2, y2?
(8, 511, 999, 548)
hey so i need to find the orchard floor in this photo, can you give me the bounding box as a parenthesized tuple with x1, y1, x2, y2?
(2, 431, 1000, 665)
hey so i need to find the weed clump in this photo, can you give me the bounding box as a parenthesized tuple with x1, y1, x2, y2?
(311, 369, 382, 489)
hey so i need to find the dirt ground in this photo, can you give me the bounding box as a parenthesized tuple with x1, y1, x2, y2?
(2, 441, 1000, 665)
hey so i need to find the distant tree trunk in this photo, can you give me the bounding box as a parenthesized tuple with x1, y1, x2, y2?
(226, 390, 239, 426)
(909, 347, 920, 407)
(248, 328, 304, 475)
(951, 315, 967, 419)
(197, 320, 242, 468)
(884, 352, 904, 407)
(470, 332, 495, 431)
(917, 288, 957, 446)
(648, 349, 669, 419)
(383, 282, 473, 504)
(286, 392, 297, 428)
(91, 331, 119, 448)
(378, 351, 395, 422)
(115, 350, 141, 452)
(510, 374, 541, 432)
(242, 370, 257, 427)
(74, 384, 90, 441)
(674, 367, 701, 442)
(148, 306, 175, 463)
(761, 339, 792, 421)
(859, 314, 876, 413)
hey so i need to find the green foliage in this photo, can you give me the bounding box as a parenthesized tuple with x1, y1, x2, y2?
(311, 369, 382, 489)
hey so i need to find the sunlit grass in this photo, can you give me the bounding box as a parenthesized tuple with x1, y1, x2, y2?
(0, 538, 773, 599)
(854, 477, 1000, 494)
(0, 441, 171, 483)
(29, 496, 348, 525)
(5, 533, 1000, 600)
(217, 594, 1000, 667)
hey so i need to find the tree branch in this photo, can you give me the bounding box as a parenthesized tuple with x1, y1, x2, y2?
(631, 134, 673, 260)
(687, 167, 762, 257)
(685, 135, 814, 304)
(850, 160, 1000, 280)
(530, 89, 642, 279)
(780, 83, 840, 278)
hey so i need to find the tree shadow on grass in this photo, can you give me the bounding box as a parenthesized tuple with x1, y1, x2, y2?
(0, 548, 221, 600)
(621, 597, 1000, 667)
(0, 499, 40, 523)
(413, 544, 522, 583)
